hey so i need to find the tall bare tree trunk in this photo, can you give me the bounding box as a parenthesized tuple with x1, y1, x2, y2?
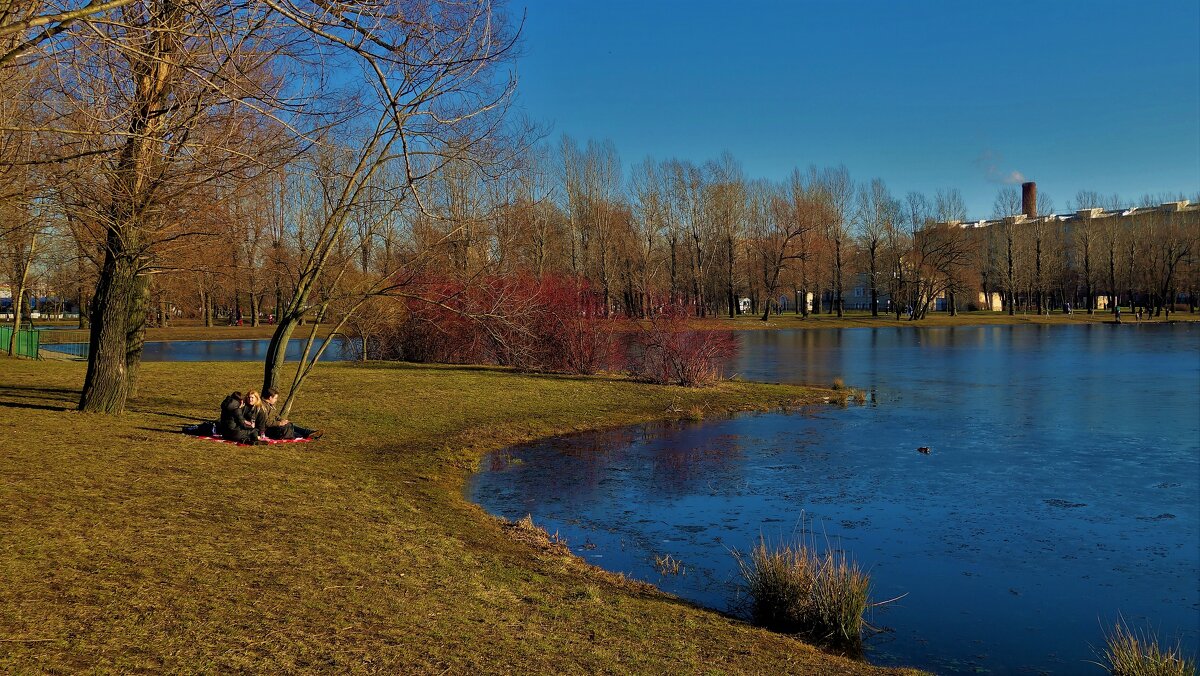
(125, 271, 150, 398)
(833, 240, 844, 317)
(1006, 233, 1016, 316)
(79, 1, 180, 413)
(726, 235, 736, 318)
(80, 245, 140, 413)
(868, 249, 878, 317)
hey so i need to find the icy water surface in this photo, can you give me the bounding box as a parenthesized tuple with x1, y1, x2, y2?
(42, 337, 351, 361)
(469, 324, 1200, 674)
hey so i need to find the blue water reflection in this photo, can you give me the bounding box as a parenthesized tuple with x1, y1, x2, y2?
(469, 324, 1200, 674)
(42, 337, 351, 361)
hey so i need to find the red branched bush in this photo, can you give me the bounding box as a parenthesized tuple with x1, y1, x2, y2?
(358, 274, 625, 375)
(626, 305, 738, 386)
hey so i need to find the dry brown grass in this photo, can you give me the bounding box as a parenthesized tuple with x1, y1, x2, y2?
(0, 358, 919, 674)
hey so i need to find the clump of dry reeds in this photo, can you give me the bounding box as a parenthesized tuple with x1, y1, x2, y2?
(1100, 622, 1195, 676)
(733, 534, 872, 649)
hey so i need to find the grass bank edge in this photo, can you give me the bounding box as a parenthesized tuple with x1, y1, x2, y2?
(0, 358, 914, 674)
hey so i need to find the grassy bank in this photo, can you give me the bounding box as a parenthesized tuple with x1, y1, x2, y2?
(690, 309, 1200, 331)
(0, 358, 916, 674)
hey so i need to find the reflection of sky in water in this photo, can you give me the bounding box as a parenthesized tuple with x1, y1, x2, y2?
(470, 324, 1200, 675)
(42, 337, 351, 362)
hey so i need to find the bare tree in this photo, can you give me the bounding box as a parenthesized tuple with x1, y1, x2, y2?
(934, 188, 968, 315)
(666, 159, 708, 315)
(1026, 192, 1056, 314)
(1068, 190, 1105, 313)
(6, 0, 301, 411)
(751, 172, 826, 321)
(813, 166, 853, 317)
(0, 0, 138, 66)
(629, 157, 667, 315)
(259, 0, 520, 413)
(883, 198, 911, 319)
(855, 178, 897, 317)
(705, 152, 745, 318)
(1142, 208, 1198, 316)
(992, 187, 1023, 315)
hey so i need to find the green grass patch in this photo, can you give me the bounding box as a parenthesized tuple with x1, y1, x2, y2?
(0, 358, 918, 674)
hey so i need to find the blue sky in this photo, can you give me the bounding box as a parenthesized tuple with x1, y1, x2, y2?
(510, 0, 1200, 218)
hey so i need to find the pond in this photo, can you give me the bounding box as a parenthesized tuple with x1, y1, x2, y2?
(41, 337, 352, 361)
(468, 324, 1200, 674)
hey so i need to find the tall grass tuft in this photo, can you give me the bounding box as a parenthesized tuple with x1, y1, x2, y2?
(1101, 622, 1196, 676)
(733, 535, 872, 650)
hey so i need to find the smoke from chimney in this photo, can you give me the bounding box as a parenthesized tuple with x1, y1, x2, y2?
(1022, 181, 1037, 217)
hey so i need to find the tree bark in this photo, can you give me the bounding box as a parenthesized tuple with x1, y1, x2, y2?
(263, 317, 297, 394)
(124, 271, 150, 399)
(79, 248, 139, 413)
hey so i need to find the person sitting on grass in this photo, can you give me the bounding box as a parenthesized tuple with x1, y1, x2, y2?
(252, 387, 322, 441)
(241, 389, 268, 440)
(218, 391, 262, 445)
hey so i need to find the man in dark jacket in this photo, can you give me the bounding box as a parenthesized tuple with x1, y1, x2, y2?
(257, 388, 321, 440)
(218, 392, 261, 444)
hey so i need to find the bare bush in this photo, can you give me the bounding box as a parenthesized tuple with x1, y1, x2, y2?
(625, 306, 737, 386)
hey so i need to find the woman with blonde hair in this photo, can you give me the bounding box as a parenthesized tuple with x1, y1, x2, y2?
(241, 390, 270, 438)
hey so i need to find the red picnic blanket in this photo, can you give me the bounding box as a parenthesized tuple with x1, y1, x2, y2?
(193, 435, 313, 447)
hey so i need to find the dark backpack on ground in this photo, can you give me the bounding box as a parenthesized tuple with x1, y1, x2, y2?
(182, 421, 218, 436)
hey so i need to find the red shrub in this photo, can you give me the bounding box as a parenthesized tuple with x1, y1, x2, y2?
(626, 305, 738, 386)
(363, 274, 624, 375)
(523, 275, 625, 374)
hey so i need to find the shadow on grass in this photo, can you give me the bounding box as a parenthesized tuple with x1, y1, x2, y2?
(132, 425, 196, 435)
(0, 384, 211, 422)
(128, 407, 204, 421)
(0, 383, 78, 411)
(0, 400, 72, 412)
(0, 383, 80, 396)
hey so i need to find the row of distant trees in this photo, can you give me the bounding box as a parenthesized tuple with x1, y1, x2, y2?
(9, 135, 1196, 329)
(2, 2, 1197, 414)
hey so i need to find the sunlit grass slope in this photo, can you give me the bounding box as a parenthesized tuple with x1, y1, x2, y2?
(0, 359, 918, 674)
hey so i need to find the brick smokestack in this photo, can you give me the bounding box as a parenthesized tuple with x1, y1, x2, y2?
(1021, 181, 1037, 217)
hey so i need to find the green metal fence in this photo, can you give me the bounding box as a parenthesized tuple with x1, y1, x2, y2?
(35, 328, 89, 359)
(0, 325, 41, 358)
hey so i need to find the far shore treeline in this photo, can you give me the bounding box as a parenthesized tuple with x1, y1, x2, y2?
(2, 2, 1198, 415)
